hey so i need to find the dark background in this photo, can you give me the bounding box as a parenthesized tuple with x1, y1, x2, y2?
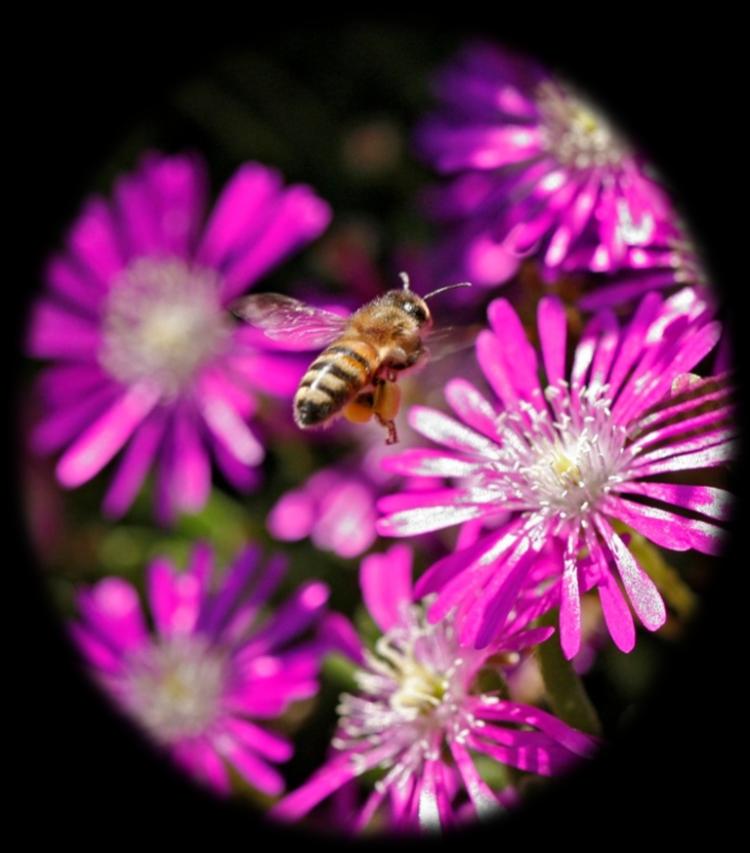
(10, 14, 743, 846)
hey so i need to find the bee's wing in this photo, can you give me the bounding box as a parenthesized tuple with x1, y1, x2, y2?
(231, 293, 349, 350)
(423, 324, 482, 362)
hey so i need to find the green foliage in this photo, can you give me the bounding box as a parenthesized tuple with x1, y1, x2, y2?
(535, 610, 602, 736)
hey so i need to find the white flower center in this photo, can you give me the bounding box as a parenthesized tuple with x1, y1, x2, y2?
(487, 383, 629, 523)
(377, 635, 449, 719)
(99, 257, 231, 398)
(124, 634, 227, 742)
(536, 80, 627, 169)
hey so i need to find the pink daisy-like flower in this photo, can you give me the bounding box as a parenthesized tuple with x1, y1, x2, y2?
(26, 152, 331, 522)
(418, 42, 672, 287)
(377, 288, 734, 658)
(71, 541, 330, 796)
(272, 544, 596, 833)
(569, 209, 712, 312)
(267, 440, 441, 560)
(268, 465, 380, 559)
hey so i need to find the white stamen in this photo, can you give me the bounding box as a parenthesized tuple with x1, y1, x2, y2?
(536, 80, 627, 170)
(334, 602, 483, 780)
(123, 634, 226, 742)
(475, 382, 629, 525)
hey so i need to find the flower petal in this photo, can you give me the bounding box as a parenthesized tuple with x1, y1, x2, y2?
(419, 123, 541, 171)
(223, 717, 293, 763)
(196, 163, 282, 268)
(559, 530, 582, 660)
(31, 383, 118, 454)
(380, 448, 484, 479)
(241, 581, 330, 658)
(604, 496, 726, 556)
(584, 526, 635, 653)
(408, 405, 502, 459)
(147, 556, 204, 636)
(221, 185, 331, 302)
(141, 152, 207, 256)
(26, 299, 101, 361)
(65, 197, 124, 287)
(102, 410, 167, 518)
(616, 482, 732, 521)
(360, 544, 413, 633)
(537, 296, 567, 386)
(595, 515, 666, 630)
(56, 383, 160, 488)
(444, 378, 501, 441)
(214, 735, 285, 796)
(77, 577, 147, 653)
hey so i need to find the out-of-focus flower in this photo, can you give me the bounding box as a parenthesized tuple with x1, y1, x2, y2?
(272, 545, 596, 833)
(268, 466, 380, 559)
(268, 440, 442, 560)
(417, 42, 672, 288)
(71, 542, 330, 795)
(572, 215, 712, 312)
(27, 152, 330, 522)
(378, 289, 734, 658)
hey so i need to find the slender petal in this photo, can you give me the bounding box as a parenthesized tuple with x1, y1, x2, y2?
(56, 383, 160, 488)
(360, 545, 413, 633)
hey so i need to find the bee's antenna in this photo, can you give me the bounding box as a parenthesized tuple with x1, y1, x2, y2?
(399, 271, 411, 291)
(423, 281, 472, 301)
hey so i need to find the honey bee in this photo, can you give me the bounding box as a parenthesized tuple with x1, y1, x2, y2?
(232, 273, 472, 444)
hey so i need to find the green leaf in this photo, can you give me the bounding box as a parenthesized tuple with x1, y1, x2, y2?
(174, 488, 253, 562)
(472, 752, 511, 790)
(535, 610, 601, 736)
(474, 665, 508, 698)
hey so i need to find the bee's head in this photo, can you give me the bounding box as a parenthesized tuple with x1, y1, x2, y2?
(383, 289, 432, 329)
(383, 272, 471, 327)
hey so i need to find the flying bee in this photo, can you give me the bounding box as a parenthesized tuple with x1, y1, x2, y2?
(232, 272, 472, 444)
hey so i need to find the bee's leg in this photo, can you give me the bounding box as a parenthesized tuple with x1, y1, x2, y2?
(378, 417, 398, 445)
(373, 379, 401, 445)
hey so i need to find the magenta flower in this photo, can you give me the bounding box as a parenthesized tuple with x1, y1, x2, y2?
(26, 152, 330, 522)
(268, 466, 379, 559)
(272, 545, 596, 833)
(570, 212, 712, 312)
(267, 439, 443, 560)
(418, 42, 672, 287)
(377, 289, 733, 658)
(71, 542, 330, 796)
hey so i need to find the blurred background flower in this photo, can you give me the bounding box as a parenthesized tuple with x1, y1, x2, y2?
(71, 541, 330, 796)
(26, 152, 330, 523)
(417, 42, 674, 291)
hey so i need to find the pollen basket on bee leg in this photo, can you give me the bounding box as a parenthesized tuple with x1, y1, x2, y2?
(344, 395, 375, 424)
(374, 381, 401, 422)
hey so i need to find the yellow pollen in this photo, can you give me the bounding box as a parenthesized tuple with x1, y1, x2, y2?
(551, 451, 583, 486)
(161, 671, 191, 704)
(390, 660, 447, 716)
(573, 106, 600, 135)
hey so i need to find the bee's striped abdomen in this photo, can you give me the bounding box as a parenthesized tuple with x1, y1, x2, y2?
(294, 338, 377, 427)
